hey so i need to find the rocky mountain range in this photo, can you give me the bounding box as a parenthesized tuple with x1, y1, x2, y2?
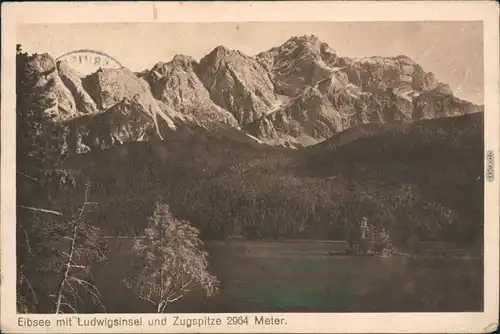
(21, 34, 482, 152)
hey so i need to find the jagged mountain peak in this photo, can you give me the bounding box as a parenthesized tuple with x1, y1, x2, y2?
(339, 54, 444, 95)
(204, 45, 248, 62)
(258, 34, 337, 63)
(212, 45, 232, 53)
(169, 54, 198, 69)
(355, 55, 416, 65)
(21, 52, 81, 120)
(144, 52, 240, 128)
(395, 54, 416, 63)
(29, 53, 57, 74)
(284, 34, 321, 46)
(256, 35, 339, 97)
(198, 44, 277, 125)
(286, 34, 337, 56)
(82, 67, 150, 110)
(19, 35, 482, 154)
(149, 55, 199, 80)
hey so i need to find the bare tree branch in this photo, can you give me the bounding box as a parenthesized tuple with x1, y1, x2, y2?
(59, 302, 77, 313)
(53, 184, 106, 314)
(68, 277, 106, 312)
(20, 226, 32, 254)
(133, 291, 157, 306)
(17, 171, 40, 182)
(53, 220, 78, 314)
(22, 273, 38, 305)
(17, 205, 64, 216)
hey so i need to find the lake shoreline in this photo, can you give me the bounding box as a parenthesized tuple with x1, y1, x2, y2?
(69, 239, 485, 313)
(204, 239, 483, 258)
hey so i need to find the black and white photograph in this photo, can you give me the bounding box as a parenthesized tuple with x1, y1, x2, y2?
(1, 2, 499, 333)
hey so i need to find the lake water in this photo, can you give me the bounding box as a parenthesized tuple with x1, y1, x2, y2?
(93, 240, 483, 313)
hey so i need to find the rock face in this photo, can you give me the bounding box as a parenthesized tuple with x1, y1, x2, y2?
(66, 97, 158, 154)
(82, 67, 154, 110)
(19, 54, 182, 155)
(198, 46, 277, 125)
(245, 75, 414, 147)
(256, 35, 341, 97)
(338, 56, 440, 94)
(146, 55, 239, 127)
(81, 67, 178, 134)
(244, 36, 481, 147)
(57, 61, 98, 115)
(413, 88, 480, 120)
(27, 53, 79, 120)
(247, 74, 355, 141)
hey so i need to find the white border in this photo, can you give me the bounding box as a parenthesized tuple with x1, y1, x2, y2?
(1, 2, 499, 333)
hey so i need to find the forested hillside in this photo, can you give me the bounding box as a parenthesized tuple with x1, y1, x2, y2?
(18, 112, 483, 250)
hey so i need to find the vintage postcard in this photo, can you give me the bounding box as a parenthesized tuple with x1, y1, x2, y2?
(1, 1, 499, 333)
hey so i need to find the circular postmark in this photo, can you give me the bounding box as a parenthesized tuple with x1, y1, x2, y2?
(56, 49, 123, 75)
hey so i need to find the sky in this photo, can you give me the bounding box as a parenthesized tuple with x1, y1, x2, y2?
(18, 21, 483, 104)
